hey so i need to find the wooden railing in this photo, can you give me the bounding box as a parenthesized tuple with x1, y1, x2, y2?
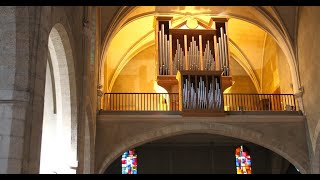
(103, 93, 179, 111)
(223, 94, 299, 111)
(102, 93, 299, 112)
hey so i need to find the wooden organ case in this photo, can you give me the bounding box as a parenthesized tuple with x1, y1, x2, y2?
(155, 16, 232, 116)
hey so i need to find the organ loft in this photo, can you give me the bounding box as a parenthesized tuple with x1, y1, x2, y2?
(155, 16, 233, 116)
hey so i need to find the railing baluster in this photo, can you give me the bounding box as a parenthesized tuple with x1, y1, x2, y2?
(290, 94, 294, 110)
(232, 94, 235, 111)
(289, 94, 293, 109)
(283, 95, 286, 111)
(278, 94, 281, 111)
(244, 94, 247, 111)
(147, 93, 149, 111)
(284, 95, 287, 110)
(114, 94, 116, 111)
(170, 93, 172, 111)
(249, 94, 253, 111)
(285, 95, 289, 110)
(114, 94, 118, 111)
(134, 94, 136, 111)
(294, 95, 298, 111)
(148, 94, 150, 111)
(139, 93, 141, 111)
(153, 93, 155, 111)
(278, 94, 280, 111)
(121, 94, 123, 111)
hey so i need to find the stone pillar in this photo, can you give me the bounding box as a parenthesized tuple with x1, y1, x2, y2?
(0, 6, 31, 174)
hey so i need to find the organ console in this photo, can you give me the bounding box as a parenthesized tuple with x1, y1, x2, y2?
(155, 16, 232, 116)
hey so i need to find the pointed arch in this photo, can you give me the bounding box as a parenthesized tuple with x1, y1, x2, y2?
(40, 23, 78, 174)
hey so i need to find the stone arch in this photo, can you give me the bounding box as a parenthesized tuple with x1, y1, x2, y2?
(100, 6, 301, 97)
(229, 39, 261, 93)
(40, 23, 78, 174)
(83, 103, 95, 174)
(97, 123, 307, 174)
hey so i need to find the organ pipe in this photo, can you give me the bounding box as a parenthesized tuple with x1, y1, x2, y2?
(158, 24, 171, 75)
(158, 30, 162, 74)
(216, 27, 229, 76)
(186, 36, 203, 71)
(158, 21, 229, 76)
(173, 39, 185, 74)
(224, 33, 229, 75)
(203, 40, 214, 71)
(182, 76, 222, 110)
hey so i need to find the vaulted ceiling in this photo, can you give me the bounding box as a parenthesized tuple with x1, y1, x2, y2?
(100, 6, 296, 93)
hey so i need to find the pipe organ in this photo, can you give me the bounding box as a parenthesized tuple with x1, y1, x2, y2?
(155, 17, 231, 76)
(155, 17, 232, 116)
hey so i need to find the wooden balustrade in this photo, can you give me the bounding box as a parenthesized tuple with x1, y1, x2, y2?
(103, 93, 299, 112)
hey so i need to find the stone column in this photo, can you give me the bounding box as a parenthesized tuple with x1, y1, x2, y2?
(0, 6, 31, 174)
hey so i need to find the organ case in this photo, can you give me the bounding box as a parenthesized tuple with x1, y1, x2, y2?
(155, 16, 231, 77)
(155, 16, 232, 115)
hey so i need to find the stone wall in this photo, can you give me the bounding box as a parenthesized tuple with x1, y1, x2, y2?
(95, 114, 308, 173)
(112, 45, 156, 93)
(0, 6, 97, 174)
(297, 6, 320, 173)
(227, 57, 258, 94)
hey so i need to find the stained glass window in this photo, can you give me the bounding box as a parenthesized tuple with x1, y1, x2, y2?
(235, 145, 252, 174)
(121, 149, 137, 174)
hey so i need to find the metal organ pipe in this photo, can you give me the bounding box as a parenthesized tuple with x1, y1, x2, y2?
(164, 34, 168, 75)
(167, 39, 172, 75)
(189, 41, 192, 70)
(202, 40, 214, 71)
(223, 33, 229, 75)
(160, 24, 228, 75)
(191, 37, 194, 70)
(158, 24, 172, 75)
(217, 27, 229, 76)
(161, 24, 165, 75)
(158, 30, 162, 75)
(220, 27, 225, 72)
(173, 39, 185, 74)
(182, 76, 222, 110)
(218, 37, 223, 71)
(194, 41, 197, 70)
(186, 36, 202, 71)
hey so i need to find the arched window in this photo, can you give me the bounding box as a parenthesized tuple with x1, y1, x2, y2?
(121, 149, 138, 174)
(235, 145, 252, 174)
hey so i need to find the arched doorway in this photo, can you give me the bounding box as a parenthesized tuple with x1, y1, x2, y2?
(40, 23, 77, 174)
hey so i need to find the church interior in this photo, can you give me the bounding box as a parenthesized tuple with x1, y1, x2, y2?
(0, 6, 320, 174)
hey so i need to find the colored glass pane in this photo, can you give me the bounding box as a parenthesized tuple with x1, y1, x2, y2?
(235, 145, 252, 174)
(121, 149, 137, 174)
